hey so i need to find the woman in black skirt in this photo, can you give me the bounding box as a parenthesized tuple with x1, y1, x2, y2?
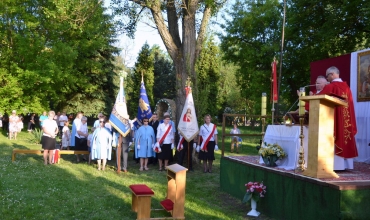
(156, 115, 175, 171)
(197, 114, 218, 173)
(42, 111, 59, 165)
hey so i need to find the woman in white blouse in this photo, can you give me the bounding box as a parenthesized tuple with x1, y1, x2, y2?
(75, 116, 88, 162)
(42, 111, 59, 165)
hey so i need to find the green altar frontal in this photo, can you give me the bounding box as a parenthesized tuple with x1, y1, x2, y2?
(220, 157, 370, 220)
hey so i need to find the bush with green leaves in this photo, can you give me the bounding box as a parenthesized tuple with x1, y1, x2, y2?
(27, 128, 43, 144)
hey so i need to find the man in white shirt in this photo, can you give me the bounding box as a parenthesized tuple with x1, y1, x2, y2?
(58, 112, 68, 135)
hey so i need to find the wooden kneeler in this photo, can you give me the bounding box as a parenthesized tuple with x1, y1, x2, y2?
(158, 164, 187, 220)
(129, 184, 155, 220)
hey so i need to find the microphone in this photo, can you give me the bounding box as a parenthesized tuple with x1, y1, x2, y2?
(284, 98, 299, 116)
(303, 84, 316, 88)
(302, 82, 329, 89)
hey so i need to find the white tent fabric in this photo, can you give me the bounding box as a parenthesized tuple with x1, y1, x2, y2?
(350, 49, 370, 163)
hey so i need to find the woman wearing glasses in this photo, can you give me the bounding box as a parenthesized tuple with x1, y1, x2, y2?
(135, 117, 155, 171)
(91, 116, 113, 171)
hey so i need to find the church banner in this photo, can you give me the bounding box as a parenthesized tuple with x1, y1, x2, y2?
(178, 89, 199, 142)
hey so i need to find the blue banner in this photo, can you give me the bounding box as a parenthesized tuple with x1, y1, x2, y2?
(109, 77, 131, 137)
(133, 81, 152, 129)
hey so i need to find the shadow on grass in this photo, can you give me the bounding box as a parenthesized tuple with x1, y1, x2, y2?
(1, 128, 272, 219)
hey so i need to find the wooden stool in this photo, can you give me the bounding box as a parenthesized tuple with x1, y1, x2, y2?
(129, 184, 154, 220)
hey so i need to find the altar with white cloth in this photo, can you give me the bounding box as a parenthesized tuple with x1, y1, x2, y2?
(259, 125, 308, 170)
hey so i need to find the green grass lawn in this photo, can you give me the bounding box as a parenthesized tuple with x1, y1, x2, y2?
(0, 126, 270, 220)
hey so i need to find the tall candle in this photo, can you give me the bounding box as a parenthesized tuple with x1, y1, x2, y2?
(261, 93, 267, 116)
(299, 87, 306, 115)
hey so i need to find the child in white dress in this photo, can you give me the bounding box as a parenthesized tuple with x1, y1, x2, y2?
(61, 121, 71, 150)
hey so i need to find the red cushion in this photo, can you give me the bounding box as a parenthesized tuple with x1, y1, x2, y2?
(129, 184, 154, 195)
(160, 199, 174, 211)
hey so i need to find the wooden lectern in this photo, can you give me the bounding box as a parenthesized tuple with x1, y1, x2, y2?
(160, 164, 187, 219)
(299, 95, 347, 178)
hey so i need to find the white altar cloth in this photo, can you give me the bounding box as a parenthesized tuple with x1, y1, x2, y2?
(259, 125, 308, 170)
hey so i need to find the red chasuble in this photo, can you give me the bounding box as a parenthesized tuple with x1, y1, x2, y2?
(320, 81, 358, 158)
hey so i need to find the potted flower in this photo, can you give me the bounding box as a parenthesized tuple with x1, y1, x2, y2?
(258, 143, 287, 167)
(242, 181, 266, 217)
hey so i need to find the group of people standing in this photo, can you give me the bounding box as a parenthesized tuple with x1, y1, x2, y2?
(116, 112, 219, 174)
(41, 111, 113, 168)
(10, 107, 219, 173)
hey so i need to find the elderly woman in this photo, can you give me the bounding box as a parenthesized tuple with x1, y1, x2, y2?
(156, 115, 175, 171)
(135, 117, 155, 171)
(8, 110, 19, 140)
(42, 111, 59, 165)
(91, 116, 113, 171)
(75, 116, 88, 162)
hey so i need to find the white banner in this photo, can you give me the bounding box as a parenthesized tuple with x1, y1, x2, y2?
(177, 91, 199, 142)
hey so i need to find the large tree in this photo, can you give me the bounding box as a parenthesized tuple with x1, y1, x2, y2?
(0, 0, 119, 116)
(111, 0, 226, 123)
(219, 0, 282, 115)
(220, 0, 370, 116)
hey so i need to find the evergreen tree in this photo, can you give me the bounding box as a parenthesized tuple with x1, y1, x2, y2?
(152, 46, 176, 104)
(195, 36, 221, 121)
(127, 43, 155, 115)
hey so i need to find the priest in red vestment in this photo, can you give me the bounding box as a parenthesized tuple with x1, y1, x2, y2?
(320, 66, 358, 169)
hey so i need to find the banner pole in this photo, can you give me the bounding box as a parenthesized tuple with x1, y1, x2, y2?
(117, 134, 122, 174)
(187, 142, 190, 169)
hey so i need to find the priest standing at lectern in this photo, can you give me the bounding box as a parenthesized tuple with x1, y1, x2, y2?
(320, 66, 358, 170)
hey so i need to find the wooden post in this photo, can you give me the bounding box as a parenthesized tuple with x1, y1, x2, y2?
(221, 114, 226, 157)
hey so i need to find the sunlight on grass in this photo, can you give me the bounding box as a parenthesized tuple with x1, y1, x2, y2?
(0, 127, 269, 220)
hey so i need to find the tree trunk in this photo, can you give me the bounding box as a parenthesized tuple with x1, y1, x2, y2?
(148, 0, 212, 126)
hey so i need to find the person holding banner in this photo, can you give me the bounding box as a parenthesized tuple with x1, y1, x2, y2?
(177, 134, 194, 171)
(135, 118, 156, 171)
(115, 128, 132, 173)
(156, 114, 175, 171)
(197, 114, 218, 173)
(148, 113, 159, 165)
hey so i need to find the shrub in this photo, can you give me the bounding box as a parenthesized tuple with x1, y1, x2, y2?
(28, 128, 43, 144)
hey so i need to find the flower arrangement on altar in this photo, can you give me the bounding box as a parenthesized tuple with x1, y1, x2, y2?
(242, 182, 267, 203)
(259, 143, 287, 167)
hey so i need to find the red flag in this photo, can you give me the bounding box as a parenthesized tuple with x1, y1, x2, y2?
(271, 58, 278, 103)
